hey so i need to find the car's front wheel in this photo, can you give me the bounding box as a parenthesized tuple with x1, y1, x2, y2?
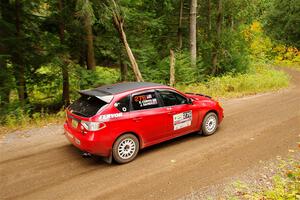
(201, 112, 218, 136)
(112, 134, 139, 164)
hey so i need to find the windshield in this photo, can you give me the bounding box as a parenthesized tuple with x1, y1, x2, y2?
(69, 95, 107, 117)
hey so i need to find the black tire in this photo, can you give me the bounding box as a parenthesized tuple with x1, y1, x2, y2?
(201, 112, 218, 136)
(112, 134, 139, 164)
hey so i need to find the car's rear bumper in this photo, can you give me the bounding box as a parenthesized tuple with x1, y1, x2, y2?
(64, 123, 111, 157)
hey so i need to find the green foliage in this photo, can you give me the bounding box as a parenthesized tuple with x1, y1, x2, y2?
(264, 0, 300, 48)
(76, 0, 96, 23)
(218, 29, 251, 74)
(273, 45, 300, 71)
(243, 21, 274, 62)
(28, 64, 120, 104)
(71, 65, 120, 90)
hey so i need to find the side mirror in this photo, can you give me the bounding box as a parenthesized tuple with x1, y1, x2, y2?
(187, 98, 193, 105)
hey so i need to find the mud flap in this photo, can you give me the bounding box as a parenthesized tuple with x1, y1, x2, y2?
(102, 152, 113, 164)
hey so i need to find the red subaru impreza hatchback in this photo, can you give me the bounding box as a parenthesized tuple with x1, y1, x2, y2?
(64, 82, 223, 163)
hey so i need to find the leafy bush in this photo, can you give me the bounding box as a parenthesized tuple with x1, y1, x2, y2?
(218, 29, 251, 74)
(273, 45, 300, 71)
(243, 21, 274, 62)
(143, 51, 204, 84)
(70, 65, 120, 93)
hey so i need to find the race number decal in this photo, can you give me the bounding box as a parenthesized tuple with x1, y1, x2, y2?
(173, 111, 192, 130)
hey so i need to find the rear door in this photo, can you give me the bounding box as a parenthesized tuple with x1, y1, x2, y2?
(129, 90, 169, 144)
(157, 90, 198, 136)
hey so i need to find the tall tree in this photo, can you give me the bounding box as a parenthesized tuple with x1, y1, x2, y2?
(211, 0, 222, 75)
(111, 0, 144, 82)
(0, 0, 14, 106)
(189, 0, 197, 67)
(76, 0, 96, 70)
(0, 60, 11, 106)
(207, 0, 212, 39)
(85, 12, 96, 70)
(169, 49, 175, 86)
(178, 0, 184, 49)
(14, 0, 27, 104)
(58, 0, 70, 106)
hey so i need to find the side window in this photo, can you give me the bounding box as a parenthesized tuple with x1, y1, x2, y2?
(158, 90, 187, 106)
(132, 92, 159, 110)
(114, 95, 130, 112)
(174, 92, 188, 104)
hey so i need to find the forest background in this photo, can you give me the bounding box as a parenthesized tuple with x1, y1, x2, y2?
(0, 0, 299, 128)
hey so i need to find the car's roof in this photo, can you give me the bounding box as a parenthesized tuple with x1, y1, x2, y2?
(79, 82, 165, 98)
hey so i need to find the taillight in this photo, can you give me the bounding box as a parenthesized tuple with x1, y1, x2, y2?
(81, 121, 106, 131)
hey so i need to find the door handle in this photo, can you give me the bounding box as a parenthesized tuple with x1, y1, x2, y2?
(133, 117, 142, 121)
(168, 111, 175, 115)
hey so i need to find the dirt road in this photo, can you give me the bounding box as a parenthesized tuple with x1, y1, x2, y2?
(1, 68, 299, 200)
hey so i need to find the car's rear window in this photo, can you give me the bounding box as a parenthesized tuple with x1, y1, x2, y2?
(69, 95, 107, 117)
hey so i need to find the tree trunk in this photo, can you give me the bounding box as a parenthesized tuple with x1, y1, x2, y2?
(58, 0, 70, 107)
(178, 0, 184, 49)
(14, 0, 27, 104)
(120, 61, 128, 81)
(0, 60, 10, 106)
(211, 0, 222, 75)
(169, 49, 175, 87)
(189, 0, 197, 67)
(112, 7, 144, 82)
(84, 13, 96, 70)
(207, 0, 211, 40)
(61, 65, 69, 106)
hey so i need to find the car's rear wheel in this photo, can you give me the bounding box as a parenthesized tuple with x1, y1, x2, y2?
(112, 134, 139, 164)
(201, 112, 218, 136)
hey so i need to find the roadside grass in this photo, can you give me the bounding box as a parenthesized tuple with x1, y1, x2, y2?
(176, 65, 290, 99)
(0, 110, 65, 135)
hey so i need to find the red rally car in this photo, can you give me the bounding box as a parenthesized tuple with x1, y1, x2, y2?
(64, 82, 224, 164)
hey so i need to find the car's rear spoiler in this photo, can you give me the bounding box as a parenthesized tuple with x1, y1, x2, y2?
(186, 92, 212, 99)
(78, 89, 114, 103)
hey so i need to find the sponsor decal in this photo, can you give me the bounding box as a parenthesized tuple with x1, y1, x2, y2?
(99, 113, 123, 120)
(173, 110, 192, 130)
(134, 94, 158, 108)
(139, 98, 158, 107)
